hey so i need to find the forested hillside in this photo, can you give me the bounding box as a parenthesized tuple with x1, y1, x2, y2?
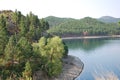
(48, 17, 120, 37)
(0, 10, 49, 41)
(98, 16, 120, 23)
(44, 16, 75, 27)
(0, 10, 67, 80)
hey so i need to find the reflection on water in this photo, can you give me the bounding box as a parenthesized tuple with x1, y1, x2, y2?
(64, 38, 120, 80)
(64, 38, 108, 51)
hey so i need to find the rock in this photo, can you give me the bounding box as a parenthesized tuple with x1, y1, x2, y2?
(33, 55, 84, 80)
(53, 55, 84, 80)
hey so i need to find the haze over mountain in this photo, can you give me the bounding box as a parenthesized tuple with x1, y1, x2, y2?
(44, 16, 120, 28)
(98, 16, 120, 23)
(47, 17, 120, 37)
(44, 16, 75, 27)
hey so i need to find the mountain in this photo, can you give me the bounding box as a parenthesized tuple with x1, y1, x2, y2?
(44, 16, 75, 27)
(48, 17, 120, 37)
(98, 16, 120, 23)
(45, 16, 120, 28)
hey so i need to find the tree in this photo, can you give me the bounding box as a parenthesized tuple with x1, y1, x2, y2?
(14, 9, 22, 24)
(26, 24, 35, 42)
(47, 36, 64, 60)
(0, 10, 67, 79)
(22, 61, 32, 80)
(63, 42, 68, 58)
(2, 36, 18, 79)
(38, 36, 65, 76)
(17, 37, 33, 62)
(0, 15, 8, 55)
(40, 19, 49, 31)
(4, 36, 16, 63)
(19, 16, 27, 37)
(0, 27, 8, 54)
(0, 15, 6, 27)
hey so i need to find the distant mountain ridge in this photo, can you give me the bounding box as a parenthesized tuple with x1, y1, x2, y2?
(47, 17, 120, 37)
(44, 16, 120, 28)
(44, 16, 75, 27)
(98, 16, 120, 23)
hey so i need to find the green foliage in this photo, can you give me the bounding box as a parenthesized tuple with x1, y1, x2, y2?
(0, 10, 49, 41)
(1, 36, 34, 80)
(4, 36, 16, 61)
(48, 17, 120, 37)
(63, 42, 68, 57)
(1, 36, 21, 80)
(19, 16, 27, 37)
(44, 16, 75, 27)
(39, 36, 64, 59)
(17, 37, 33, 60)
(0, 10, 67, 79)
(22, 61, 32, 80)
(0, 15, 6, 27)
(47, 59, 62, 77)
(0, 15, 8, 55)
(38, 36, 65, 77)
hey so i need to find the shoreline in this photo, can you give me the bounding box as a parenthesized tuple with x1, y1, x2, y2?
(62, 35, 120, 40)
(55, 55, 84, 80)
(33, 55, 84, 80)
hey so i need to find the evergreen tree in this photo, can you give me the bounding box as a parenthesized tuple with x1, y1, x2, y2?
(4, 36, 16, 63)
(17, 37, 33, 61)
(0, 16, 8, 55)
(19, 16, 27, 37)
(0, 15, 6, 27)
(39, 36, 64, 76)
(0, 10, 67, 79)
(2, 36, 18, 79)
(40, 19, 49, 31)
(22, 61, 32, 80)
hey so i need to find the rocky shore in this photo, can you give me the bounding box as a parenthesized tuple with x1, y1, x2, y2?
(55, 55, 84, 80)
(33, 55, 84, 80)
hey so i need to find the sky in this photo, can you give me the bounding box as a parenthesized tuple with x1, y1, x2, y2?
(0, 0, 120, 19)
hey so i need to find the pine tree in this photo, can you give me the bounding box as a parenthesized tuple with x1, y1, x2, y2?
(19, 16, 27, 37)
(4, 36, 16, 63)
(0, 27, 8, 55)
(0, 15, 8, 55)
(39, 36, 64, 76)
(17, 37, 33, 61)
(22, 61, 32, 80)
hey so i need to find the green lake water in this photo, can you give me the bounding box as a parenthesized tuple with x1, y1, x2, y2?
(64, 38, 120, 80)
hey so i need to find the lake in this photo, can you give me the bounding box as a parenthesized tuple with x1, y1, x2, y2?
(64, 38, 120, 80)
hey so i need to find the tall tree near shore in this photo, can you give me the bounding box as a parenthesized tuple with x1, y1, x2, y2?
(39, 36, 64, 76)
